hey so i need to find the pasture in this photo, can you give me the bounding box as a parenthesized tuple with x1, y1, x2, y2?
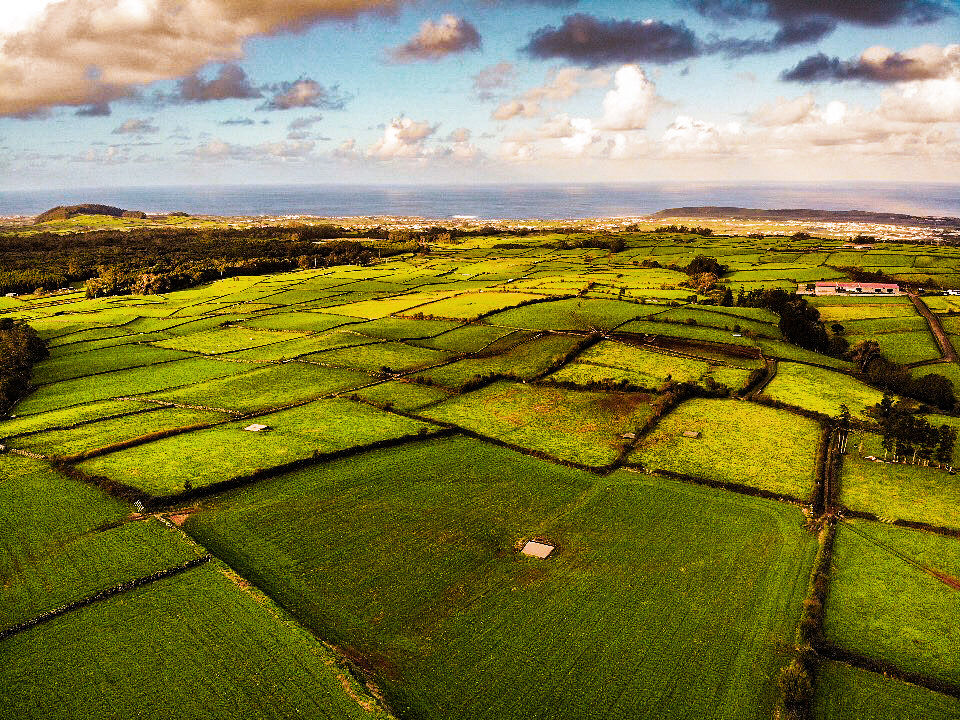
(186, 438, 816, 720)
(762, 362, 883, 419)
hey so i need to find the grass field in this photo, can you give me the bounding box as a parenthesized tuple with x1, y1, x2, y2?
(486, 297, 659, 331)
(185, 438, 816, 720)
(629, 398, 820, 498)
(32, 344, 194, 385)
(823, 521, 960, 685)
(0, 563, 389, 720)
(420, 381, 653, 465)
(762, 363, 883, 419)
(840, 431, 960, 529)
(812, 661, 960, 720)
(78, 398, 435, 494)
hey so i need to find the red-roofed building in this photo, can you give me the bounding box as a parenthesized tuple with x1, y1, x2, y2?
(799, 281, 900, 296)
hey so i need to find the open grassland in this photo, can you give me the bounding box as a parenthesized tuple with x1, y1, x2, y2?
(840, 431, 960, 529)
(153, 326, 305, 354)
(225, 329, 378, 361)
(242, 311, 356, 333)
(79, 398, 435, 495)
(306, 340, 453, 374)
(824, 521, 960, 686)
(420, 381, 653, 466)
(629, 398, 820, 498)
(0, 563, 388, 720)
(0, 398, 153, 438)
(812, 661, 960, 720)
(32, 344, 193, 385)
(350, 380, 451, 411)
(763, 363, 883, 419)
(186, 438, 816, 720)
(14, 357, 251, 415)
(0, 456, 202, 628)
(415, 333, 583, 389)
(550, 340, 752, 391)
(409, 323, 515, 353)
(399, 291, 544, 319)
(7, 406, 227, 457)
(617, 318, 757, 346)
(486, 297, 658, 331)
(146, 362, 371, 413)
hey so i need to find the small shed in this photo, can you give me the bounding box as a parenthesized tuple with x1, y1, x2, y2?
(244, 424, 269, 432)
(521, 541, 555, 559)
(621, 432, 637, 440)
(682, 430, 701, 439)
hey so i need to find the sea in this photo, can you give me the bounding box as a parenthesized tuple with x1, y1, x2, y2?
(1, 182, 959, 220)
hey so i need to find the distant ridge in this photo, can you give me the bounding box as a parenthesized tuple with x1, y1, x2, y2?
(34, 204, 146, 223)
(652, 206, 960, 228)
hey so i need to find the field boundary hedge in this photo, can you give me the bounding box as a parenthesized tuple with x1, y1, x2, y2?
(838, 509, 960, 539)
(627, 466, 808, 506)
(0, 555, 211, 641)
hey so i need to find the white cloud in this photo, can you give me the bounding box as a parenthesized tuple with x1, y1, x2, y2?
(599, 65, 657, 131)
(369, 117, 437, 159)
(493, 67, 609, 121)
(662, 116, 740, 156)
(750, 94, 816, 127)
(388, 15, 481, 63)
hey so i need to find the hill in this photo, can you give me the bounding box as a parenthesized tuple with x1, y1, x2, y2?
(34, 204, 146, 223)
(653, 206, 960, 229)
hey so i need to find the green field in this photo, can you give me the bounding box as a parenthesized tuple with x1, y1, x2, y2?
(812, 661, 960, 720)
(763, 362, 884, 419)
(0, 563, 389, 720)
(186, 438, 817, 720)
(629, 398, 820, 498)
(421, 381, 653, 466)
(824, 521, 960, 685)
(840, 431, 960, 529)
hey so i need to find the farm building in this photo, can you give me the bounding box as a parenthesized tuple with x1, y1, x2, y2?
(799, 281, 900, 296)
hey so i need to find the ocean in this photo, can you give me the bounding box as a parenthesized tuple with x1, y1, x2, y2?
(1, 182, 959, 220)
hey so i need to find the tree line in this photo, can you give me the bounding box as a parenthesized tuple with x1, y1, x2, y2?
(873, 393, 957, 466)
(0, 319, 47, 413)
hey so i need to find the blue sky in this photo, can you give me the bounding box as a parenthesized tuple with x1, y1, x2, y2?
(1, 0, 958, 189)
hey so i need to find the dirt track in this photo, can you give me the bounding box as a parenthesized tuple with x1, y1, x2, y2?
(908, 294, 958, 364)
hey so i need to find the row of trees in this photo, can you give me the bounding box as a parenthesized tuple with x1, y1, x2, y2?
(737, 287, 839, 355)
(874, 393, 957, 466)
(0, 319, 47, 412)
(849, 340, 956, 410)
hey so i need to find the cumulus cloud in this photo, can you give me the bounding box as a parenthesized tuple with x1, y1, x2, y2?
(112, 117, 159, 135)
(0, 0, 399, 117)
(685, 0, 953, 27)
(472, 62, 516, 101)
(369, 117, 438, 158)
(524, 14, 701, 66)
(493, 67, 609, 120)
(662, 116, 734, 155)
(599, 65, 658, 130)
(170, 64, 261, 103)
(388, 15, 481, 63)
(259, 79, 349, 111)
(880, 77, 960, 123)
(782, 44, 960, 84)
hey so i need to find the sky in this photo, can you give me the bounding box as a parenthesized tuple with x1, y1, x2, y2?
(0, 0, 959, 190)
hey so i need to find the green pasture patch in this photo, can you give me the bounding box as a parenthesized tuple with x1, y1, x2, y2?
(692, 305, 781, 324)
(147, 362, 371, 413)
(412, 292, 546, 320)
(421, 380, 653, 466)
(226, 329, 377, 361)
(812, 661, 960, 720)
(0, 563, 385, 720)
(762, 362, 882, 419)
(654, 307, 780, 337)
(753, 339, 852, 369)
(350, 380, 451, 411)
(550, 341, 750, 391)
(186, 441, 815, 720)
(79, 398, 434, 495)
(840, 431, 960, 529)
(841, 316, 929, 334)
(414, 333, 583, 389)
(153, 326, 304, 354)
(11, 407, 226, 457)
(13, 357, 251, 415)
(32, 344, 193, 385)
(242, 311, 355, 333)
(410, 323, 516, 353)
(323, 291, 455, 319)
(0, 517, 202, 630)
(0, 399, 152, 438)
(353, 317, 460, 341)
(630, 398, 819, 498)
(726, 267, 845, 283)
(487, 296, 656, 331)
(912, 363, 960, 394)
(307, 341, 453, 374)
(617, 318, 756, 346)
(868, 330, 942, 365)
(922, 296, 960, 313)
(824, 521, 960, 685)
(812, 302, 916, 322)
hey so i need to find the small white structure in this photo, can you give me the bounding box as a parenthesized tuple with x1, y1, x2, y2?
(682, 430, 701, 439)
(244, 424, 268, 432)
(521, 541, 555, 559)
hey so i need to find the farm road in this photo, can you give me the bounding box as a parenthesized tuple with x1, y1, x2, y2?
(908, 294, 958, 365)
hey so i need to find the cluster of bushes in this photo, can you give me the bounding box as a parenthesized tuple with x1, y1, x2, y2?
(549, 235, 626, 252)
(654, 225, 714, 236)
(850, 340, 956, 409)
(0, 319, 47, 412)
(738, 287, 840, 355)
